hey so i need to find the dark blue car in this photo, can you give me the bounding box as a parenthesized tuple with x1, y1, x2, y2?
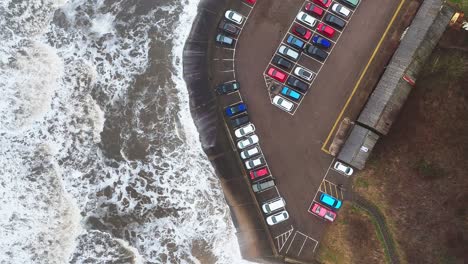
(287, 35, 305, 49)
(225, 103, 247, 116)
(312, 35, 331, 49)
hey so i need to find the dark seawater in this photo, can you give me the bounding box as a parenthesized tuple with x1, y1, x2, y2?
(0, 0, 251, 263)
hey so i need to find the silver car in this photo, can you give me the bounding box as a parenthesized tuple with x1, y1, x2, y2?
(294, 66, 316, 82)
(331, 3, 351, 18)
(273, 95, 294, 112)
(245, 156, 265, 170)
(296, 11, 318, 28)
(266, 210, 289, 226)
(334, 161, 354, 176)
(278, 45, 299, 61)
(237, 134, 259, 149)
(240, 146, 260, 160)
(234, 123, 255, 138)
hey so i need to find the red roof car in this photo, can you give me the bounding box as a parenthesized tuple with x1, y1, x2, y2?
(316, 23, 335, 38)
(309, 202, 337, 222)
(304, 3, 324, 17)
(250, 167, 270, 180)
(313, 0, 332, 8)
(267, 67, 287, 83)
(292, 24, 312, 40)
(244, 0, 256, 4)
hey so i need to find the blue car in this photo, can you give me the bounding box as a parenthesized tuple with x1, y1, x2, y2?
(319, 193, 342, 209)
(312, 35, 331, 49)
(281, 87, 302, 101)
(225, 103, 247, 116)
(287, 35, 305, 49)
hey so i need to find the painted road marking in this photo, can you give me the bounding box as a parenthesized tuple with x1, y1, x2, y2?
(275, 225, 294, 252)
(319, 179, 344, 200)
(285, 230, 319, 255)
(321, 0, 407, 154)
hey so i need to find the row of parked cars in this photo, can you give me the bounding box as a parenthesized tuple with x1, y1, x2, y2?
(215, 10, 244, 46)
(266, 0, 359, 112)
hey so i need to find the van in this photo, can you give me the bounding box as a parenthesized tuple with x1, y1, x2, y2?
(262, 197, 286, 214)
(252, 179, 275, 193)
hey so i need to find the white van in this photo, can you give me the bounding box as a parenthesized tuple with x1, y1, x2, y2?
(262, 197, 286, 214)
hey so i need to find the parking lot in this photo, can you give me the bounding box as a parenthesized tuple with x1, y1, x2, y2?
(210, 0, 407, 262)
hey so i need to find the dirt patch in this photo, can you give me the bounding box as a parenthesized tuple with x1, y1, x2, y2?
(353, 33, 468, 264)
(316, 203, 386, 264)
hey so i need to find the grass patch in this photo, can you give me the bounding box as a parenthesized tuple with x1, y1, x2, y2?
(448, 0, 468, 13)
(422, 51, 468, 83)
(354, 177, 369, 189)
(413, 158, 445, 180)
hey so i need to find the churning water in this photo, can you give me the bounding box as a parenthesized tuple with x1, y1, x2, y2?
(0, 0, 249, 263)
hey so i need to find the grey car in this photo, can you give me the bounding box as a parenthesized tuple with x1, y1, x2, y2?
(216, 34, 234, 46)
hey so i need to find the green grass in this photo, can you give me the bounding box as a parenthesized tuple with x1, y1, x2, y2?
(413, 158, 445, 180)
(318, 245, 341, 264)
(448, 0, 468, 13)
(354, 177, 369, 189)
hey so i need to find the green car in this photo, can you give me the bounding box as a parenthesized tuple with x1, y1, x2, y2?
(340, 0, 359, 8)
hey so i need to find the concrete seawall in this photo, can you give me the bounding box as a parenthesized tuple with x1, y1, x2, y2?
(182, 0, 282, 263)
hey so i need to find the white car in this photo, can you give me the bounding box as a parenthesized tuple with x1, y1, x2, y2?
(294, 66, 315, 82)
(234, 123, 255, 138)
(278, 45, 299, 61)
(296, 11, 318, 28)
(273, 95, 294, 112)
(245, 156, 265, 169)
(266, 210, 289, 225)
(262, 197, 286, 214)
(240, 146, 260, 160)
(331, 3, 351, 18)
(225, 10, 244, 25)
(334, 161, 354, 176)
(237, 134, 259, 149)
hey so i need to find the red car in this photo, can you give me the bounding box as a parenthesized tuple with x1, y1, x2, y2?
(304, 3, 324, 17)
(244, 0, 256, 4)
(292, 24, 312, 40)
(267, 67, 287, 83)
(250, 167, 270, 180)
(316, 23, 335, 38)
(309, 202, 337, 222)
(313, 0, 332, 8)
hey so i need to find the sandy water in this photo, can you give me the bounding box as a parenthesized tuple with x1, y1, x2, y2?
(0, 0, 251, 263)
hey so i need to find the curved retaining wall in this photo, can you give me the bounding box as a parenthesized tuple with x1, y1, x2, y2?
(182, 1, 281, 263)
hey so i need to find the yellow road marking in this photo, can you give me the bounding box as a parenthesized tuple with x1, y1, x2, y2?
(321, 0, 407, 154)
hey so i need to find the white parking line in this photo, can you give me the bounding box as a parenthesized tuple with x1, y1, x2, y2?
(275, 225, 294, 252)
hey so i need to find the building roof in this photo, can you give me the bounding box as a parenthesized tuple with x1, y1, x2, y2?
(337, 125, 379, 170)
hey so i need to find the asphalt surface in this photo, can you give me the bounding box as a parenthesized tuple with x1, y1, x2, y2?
(229, 0, 404, 261)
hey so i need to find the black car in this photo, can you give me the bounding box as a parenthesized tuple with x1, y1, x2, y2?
(216, 81, 240, 95)
(218, 20, 240, 36)
(272, 55, 293, 70)
(324, 14, 346, 29)
(287, 76, 308, 93)
(231, 115, 249, 128)
(304, 44, 328, 61)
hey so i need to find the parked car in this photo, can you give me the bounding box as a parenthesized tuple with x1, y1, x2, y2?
(316, 23, 335, 37)
(272, 55, 293, 70)
(296, 11, 318, 28)
(266, 210, 289, 225)
(340, 0, 359, 8)
(281, 86, 302, 101)
(304, 3, 324, 17)
(231, 115, 249, 128)
(314, 0, 332, 8)
(237, 134, 259, 149)
(333, 161, 354, 176)
(225, 103, 246, 117)
(245, 156, 265, 169)
(278, 45, 299, 61)
(272, 95, 294, 112)
(294, 66, 316, 82)
(250, 167, 269, 180)
(304, 44, 328, 61)
(234, 123, 255, 138)
(287, 34, 305, 49)
(216, 34, 234, 46)
(310, 202, 337, 222)
(225, 10, 244, 25)
(325, 13, 346, 29)
(218, 20, 240, 35)
(267, 67, 287, 83)
(216, 81, 239, 95)
(240, 146, 260, 160)
(262, 197, 286, 214)
(292, 24, 312, 40)
(320, 193, 342, 209)
(287, 76, 309, 93)
(252, 179, 275, 193)
(331, 3, 351, 18)
(244, 0, 256, 5)
(312, 35, 331, 49)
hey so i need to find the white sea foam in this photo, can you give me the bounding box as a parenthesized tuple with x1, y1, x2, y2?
(0, 0, 253, 263)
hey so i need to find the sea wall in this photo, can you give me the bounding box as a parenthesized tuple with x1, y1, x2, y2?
(182, 0, 281, 263)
